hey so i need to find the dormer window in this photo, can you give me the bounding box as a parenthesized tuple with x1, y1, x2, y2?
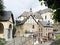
(47, 21, 50, 25)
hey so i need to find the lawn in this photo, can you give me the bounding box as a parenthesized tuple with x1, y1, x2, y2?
(55, 34, 60, 39)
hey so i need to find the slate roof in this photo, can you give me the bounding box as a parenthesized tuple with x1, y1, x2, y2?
(17, 15, 53, 27)
(38, 20, 53, 27)
(16, 15, 38, 26)
(0, 11, 14, 23)
(37, 8, 52, 14)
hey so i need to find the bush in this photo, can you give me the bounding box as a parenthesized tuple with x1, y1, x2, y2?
(0, 38, 6, 45)
(55, 34, 60, 39)
(12, 25, 16, 38)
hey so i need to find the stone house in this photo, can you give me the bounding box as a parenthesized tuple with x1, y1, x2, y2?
(16, 8, 53, 38)
(16, 15, 40, 36)
(0, 11, 14, 41)
(38, 20, 53, 37)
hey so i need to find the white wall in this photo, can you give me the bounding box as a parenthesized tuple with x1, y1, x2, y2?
(1, 22, 13, 41)
(41, 12, 54, 24)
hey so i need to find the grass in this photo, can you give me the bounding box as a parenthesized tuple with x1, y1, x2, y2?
(55, 34, 60, 39)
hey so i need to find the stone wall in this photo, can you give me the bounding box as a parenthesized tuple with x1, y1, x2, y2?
(5, 36, 33, 45)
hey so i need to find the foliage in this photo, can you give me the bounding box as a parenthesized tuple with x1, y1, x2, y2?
(55, 34, 60, 39)
(39, 0, 60, 23)
(0, 38, 6, 45)
(0, 0, 4, 16)
(12, 24, 16, 38)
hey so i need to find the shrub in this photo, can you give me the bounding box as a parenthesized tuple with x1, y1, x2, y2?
(0, 38, 6, 45)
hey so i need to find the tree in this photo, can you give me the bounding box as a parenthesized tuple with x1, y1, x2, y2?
(39, 0, 60, 23)
(0, 0, 4, 16)
(12, 24, 16, 38)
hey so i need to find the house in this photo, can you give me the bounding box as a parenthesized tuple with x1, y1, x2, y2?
(16, 15, 39, 36)
(38, 20, 53, 38)
(0, 11, 14, 41)
(16, 8, 53, 38)
(37, 8, 54, 24)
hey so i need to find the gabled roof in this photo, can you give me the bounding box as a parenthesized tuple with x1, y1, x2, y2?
(18, 11, 43, 19)
(38, 20, 53, 27)
(0, 11, 14, 23)
(16, 15, 38, 26)
(37, 8, 52, 14)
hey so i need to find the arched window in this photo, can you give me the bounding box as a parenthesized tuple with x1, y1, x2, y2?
(9, 24, 12, 29)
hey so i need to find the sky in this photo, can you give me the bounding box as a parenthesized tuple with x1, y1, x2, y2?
(3, 0, 47, 20)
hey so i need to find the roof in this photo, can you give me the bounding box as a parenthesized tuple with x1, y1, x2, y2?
(17, 15, 53, 27)
(16, 15, 38, 26)
(37, 8, 52, 14)
(18, 11, 43, 19)
(0, 11, 14, 23)
(38, 21, 53, 27)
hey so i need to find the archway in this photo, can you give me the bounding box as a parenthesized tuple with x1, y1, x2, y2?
(8, 24, 12, 38)
(0, 23, 4, 38)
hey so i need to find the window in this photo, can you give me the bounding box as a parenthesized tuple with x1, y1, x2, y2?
(41, 33, 43, 36)
(47, 20, 50, 25)
(32, 25, 34, 29)
(39, 29, 40, 32)
(45, 16, 47, 19)
(41, 28, 43, 32)
(46, 33, 47, 36)
(50, 16, 53, 19)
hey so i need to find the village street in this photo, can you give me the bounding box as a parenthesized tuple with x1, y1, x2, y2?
(34, 41, 51, 45)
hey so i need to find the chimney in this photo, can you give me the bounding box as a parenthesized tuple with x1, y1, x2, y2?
(30, 8, 32, 12)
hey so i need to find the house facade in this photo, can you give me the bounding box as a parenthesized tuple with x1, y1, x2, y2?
(16, 8, 53, 38)
(0, 11, 14, 41)
(37, 8, 54, 24)
(16, 15, 39, 36)
(38, 21, 53, 37)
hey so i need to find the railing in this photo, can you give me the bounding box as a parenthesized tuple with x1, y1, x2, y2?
(5, 36, 33, 45)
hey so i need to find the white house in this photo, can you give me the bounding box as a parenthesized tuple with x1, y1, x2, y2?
(0, 11, 14, 41)
(37, 8, 54, 24)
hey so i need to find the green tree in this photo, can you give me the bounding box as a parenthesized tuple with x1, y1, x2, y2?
(12, 24, 16, 38)
(39, 0, 60, 23)
(0, 0, 4, 16)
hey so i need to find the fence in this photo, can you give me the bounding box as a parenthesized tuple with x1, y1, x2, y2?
(5, 36, 33, 45)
